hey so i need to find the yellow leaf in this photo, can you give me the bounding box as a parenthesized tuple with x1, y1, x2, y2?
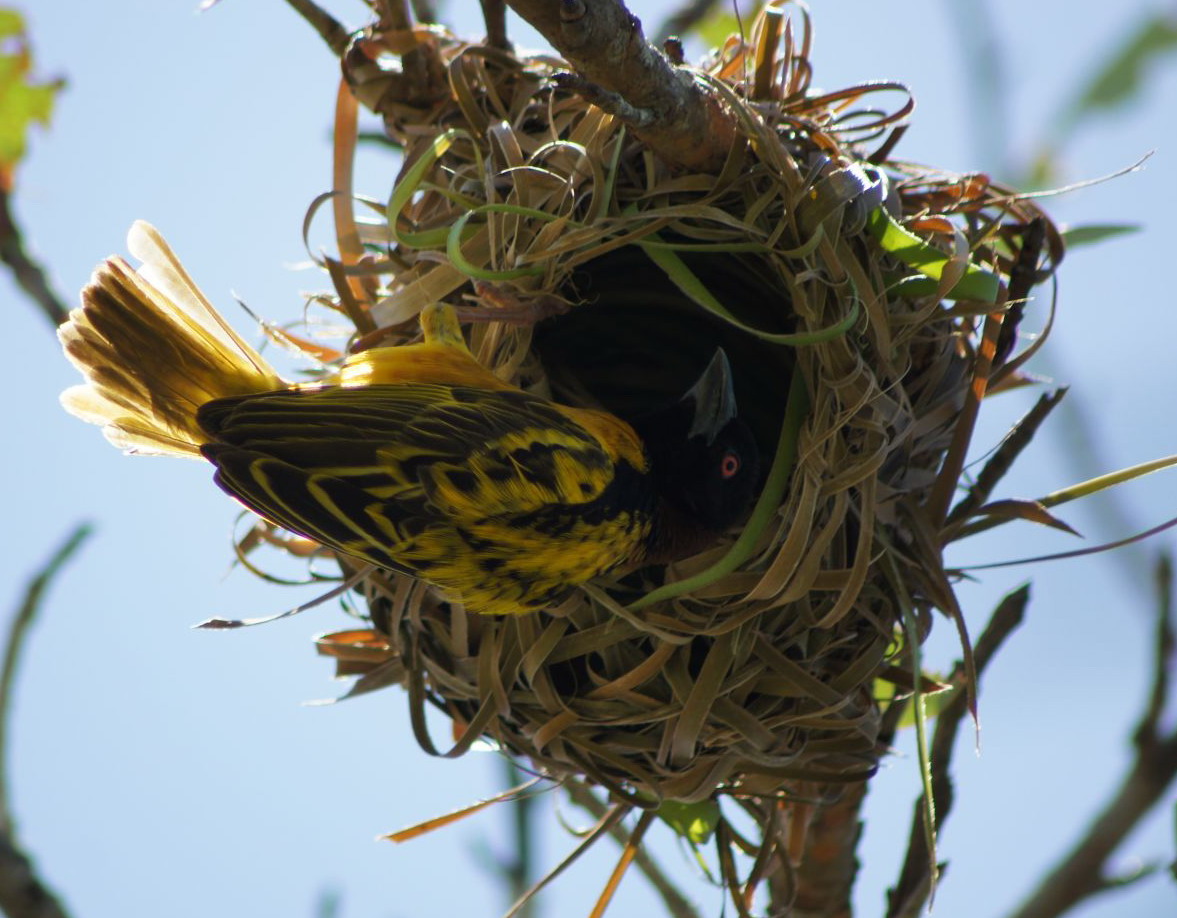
(0, 8, 64, 187)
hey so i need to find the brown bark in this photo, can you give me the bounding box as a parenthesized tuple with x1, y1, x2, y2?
(785, 783, 867, 918)
(505, 0, 740, 173)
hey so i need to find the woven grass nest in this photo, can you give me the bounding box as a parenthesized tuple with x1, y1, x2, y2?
(287, 1, 1062, 813)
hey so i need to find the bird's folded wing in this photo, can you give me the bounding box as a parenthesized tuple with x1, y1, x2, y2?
(195, 383, 626, 550)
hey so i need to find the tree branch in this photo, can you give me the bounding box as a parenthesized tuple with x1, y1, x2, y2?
(505, 0, 739, 172)
(480, 0, 511, 49)
(496, 759, 537, 918)
(1005, 554, 1177, 918)
(786, 782, 868, 918)
(410, 0, 438, 24)
(943, 389, 1068, 539)
(563, 780, 701, 918)
(282, 0, 349, 57)
(0, 189, 70, 328)
(0, 524, 92, 918)
(373, 0, 413, 32)
(886, 585, 1031, 918)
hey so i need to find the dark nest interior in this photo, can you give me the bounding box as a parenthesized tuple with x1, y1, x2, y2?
(296, 2, 1062, 823)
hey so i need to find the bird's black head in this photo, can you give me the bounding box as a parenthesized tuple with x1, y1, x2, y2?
(636, 350, 761, 551)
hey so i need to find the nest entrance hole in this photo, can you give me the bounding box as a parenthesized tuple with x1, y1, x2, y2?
(535, 245, 796, 461)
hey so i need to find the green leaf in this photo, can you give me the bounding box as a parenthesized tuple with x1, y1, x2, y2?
(638, 237, 860, 345)
(875, 671, 955, 729)
(445, 203, 553, 281)
(0, 9, 23, 39)
(890, 554, 940, 896)
(386, 128, 476, 248)
(1059, 14, 1177, 138)
(0, 9, 64, 183)
(627, 369, 808, 610)
(656, 799, 720, 844)
(900, 686, 955, 728)
(954, 453, 1177, 541)
(1060, 223, 1141, 249)
(866, 208, 1000, 303)
(890, 684, 958, 730)
(695, 13, 741, 48)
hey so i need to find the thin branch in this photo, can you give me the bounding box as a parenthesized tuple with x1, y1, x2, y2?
(410, 0, 438, 24)
(551, 72, 657, 126)
(374, 0, 413, 31)
(0, 523, 92, 918)
(497, 758, 537, 918)
(563, 781, 701, 918)
(314, 888, 342, 918)
(282, 0, 350, 57)
(995, 216, 1048, 368)
(942, 388, 1068, 537)
(0, 188, 70, 328)
(505, 0, 739, 173)
(0, 837, 70, 918)
(285, 0, 448, 126)
(886, 585, 1030, 918)
(1137, 554, 1173, 746)
(505, 801, 628, 918)
(1005, 553, 1177, 918)
(481, 0, 511, 49)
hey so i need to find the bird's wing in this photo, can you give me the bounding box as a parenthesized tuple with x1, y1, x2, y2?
(196, 383, 636, 561)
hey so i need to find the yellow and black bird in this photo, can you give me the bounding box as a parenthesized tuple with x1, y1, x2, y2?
(60, 222, 759, 615)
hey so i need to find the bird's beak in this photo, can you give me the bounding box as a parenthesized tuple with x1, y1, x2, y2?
(684, 349, 737, 444)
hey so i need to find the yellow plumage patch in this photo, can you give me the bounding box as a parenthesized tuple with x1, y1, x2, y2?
(198, 383, 654, 614)
(59, 225, 656, 614)
(59, 223, 281, 457)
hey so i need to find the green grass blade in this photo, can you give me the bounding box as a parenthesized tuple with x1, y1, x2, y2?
(638, 240, 859, 345)
(866, 208, 1000, 303)
(628, 370, 808, 611)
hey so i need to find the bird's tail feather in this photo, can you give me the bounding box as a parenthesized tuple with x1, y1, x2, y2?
(59, 221, 283, 457)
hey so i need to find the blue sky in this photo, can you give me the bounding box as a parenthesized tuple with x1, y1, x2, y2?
(5, 1, 1177, 916)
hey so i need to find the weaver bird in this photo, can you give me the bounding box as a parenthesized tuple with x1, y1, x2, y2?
(60, 222, 759, 614)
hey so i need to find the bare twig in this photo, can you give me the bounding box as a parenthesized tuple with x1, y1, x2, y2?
(563, 781, 701, 918)
(314, 888, 342, 918)
(374, 0, 413, 31)
(995, 217, 1048, 368)
(1138, 554, 1173, 742)
(886, 585, 1031, 918)
(497, 758, 537, 918)
(0, 188, 70, 328)
(1005, 554, 1177, 918)
(410, 0, 438, 24)
(943, 389, 1068, 537)
(282, 0, 350, 57)
(505, 0, 739, 173)
(0, 837, 70, 918)
(288, 0, 738, 171)
(480, 0, 511, 49)
(286, 0, 448, 126)
(551, 72, 657, 126)
(0, 523, 92, 918)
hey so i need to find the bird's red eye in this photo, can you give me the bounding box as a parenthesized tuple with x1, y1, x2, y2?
(720, 451, 740, 479)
